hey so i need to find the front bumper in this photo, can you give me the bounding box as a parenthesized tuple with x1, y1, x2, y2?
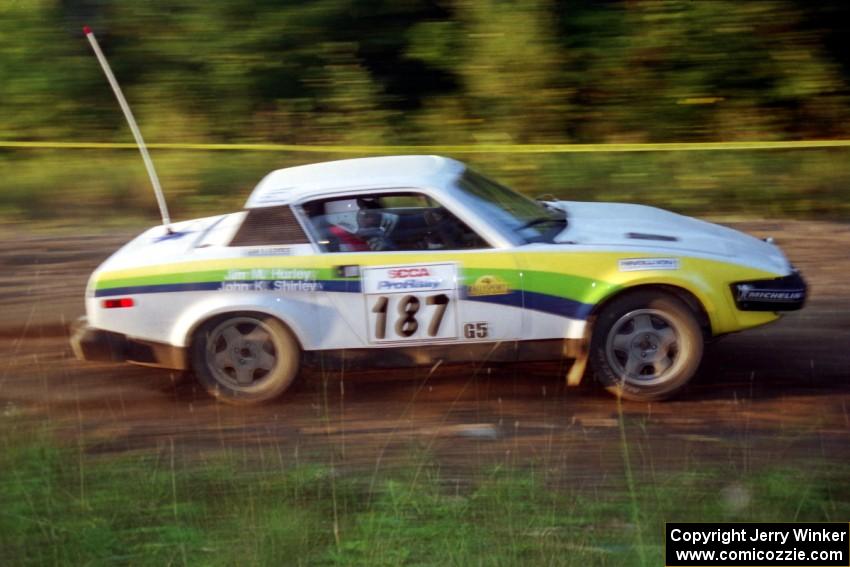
(70, 318, 187, 370)
(731, 271, 807, 312)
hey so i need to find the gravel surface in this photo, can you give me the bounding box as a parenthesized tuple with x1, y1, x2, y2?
(0, 220, 848, 481)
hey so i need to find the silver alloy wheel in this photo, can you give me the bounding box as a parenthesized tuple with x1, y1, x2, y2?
(205, 316, 279, 390)
(604, 308, 682, 387)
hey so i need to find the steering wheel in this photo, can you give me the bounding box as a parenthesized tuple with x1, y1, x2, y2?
(424, 207, 462, 248)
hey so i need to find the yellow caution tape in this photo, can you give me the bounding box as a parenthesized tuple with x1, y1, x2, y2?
(2, 139, 850, 153)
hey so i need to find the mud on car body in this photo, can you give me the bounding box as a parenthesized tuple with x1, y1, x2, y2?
(72, 155, 806, 403)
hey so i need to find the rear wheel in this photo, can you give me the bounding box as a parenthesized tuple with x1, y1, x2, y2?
(191, 314, 300, 404)
(590, 291, 703, 401)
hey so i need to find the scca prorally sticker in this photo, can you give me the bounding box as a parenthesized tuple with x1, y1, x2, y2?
(362, 265, 455, 294)
(618, 258, 680, 272)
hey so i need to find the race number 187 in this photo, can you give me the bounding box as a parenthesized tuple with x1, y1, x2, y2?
(366, 293, 457, 342)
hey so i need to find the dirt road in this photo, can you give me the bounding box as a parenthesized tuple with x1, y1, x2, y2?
(1, 221, 848, 481)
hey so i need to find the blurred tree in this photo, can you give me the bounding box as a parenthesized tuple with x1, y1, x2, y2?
(551, 0, 850, 142)
(0, 0, 108, 139)
(409, 0, 569, 144)
(2, 0, 850, 144)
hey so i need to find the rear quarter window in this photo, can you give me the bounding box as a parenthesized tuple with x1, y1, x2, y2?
(229, 206, 309, 246)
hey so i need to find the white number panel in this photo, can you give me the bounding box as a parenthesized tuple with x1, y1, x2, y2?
(362, 263, 458, 343)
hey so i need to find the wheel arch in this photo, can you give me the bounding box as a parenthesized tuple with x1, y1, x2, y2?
(170, 300, 309, 351)
(185, 309, 306, 354)
(589, 283, 713, 339)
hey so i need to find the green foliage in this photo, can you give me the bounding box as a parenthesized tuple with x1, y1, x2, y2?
(2, 1, 850, 221)
(3, 147, 850, 223)
(6, 0, 850, 143)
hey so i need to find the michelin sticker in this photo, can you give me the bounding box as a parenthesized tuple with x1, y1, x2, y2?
(618, 258, 680, 272)
(737, 286, 805, 302)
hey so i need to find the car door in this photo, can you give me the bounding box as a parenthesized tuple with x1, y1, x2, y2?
(296, 189, 524, 349)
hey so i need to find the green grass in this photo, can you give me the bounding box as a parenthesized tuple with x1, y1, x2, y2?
(2, 419, 850, 567)
(2, 148, 850, 225)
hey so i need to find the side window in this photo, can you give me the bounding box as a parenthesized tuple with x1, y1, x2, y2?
(301, 192, 489, 253)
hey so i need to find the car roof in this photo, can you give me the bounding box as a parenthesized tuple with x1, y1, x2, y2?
(244, 155, 467, 208)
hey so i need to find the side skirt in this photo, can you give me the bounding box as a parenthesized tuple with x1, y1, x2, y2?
(303, 338, 585, 371)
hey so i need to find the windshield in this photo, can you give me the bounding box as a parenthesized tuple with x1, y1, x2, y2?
(456, 170, 566, 243)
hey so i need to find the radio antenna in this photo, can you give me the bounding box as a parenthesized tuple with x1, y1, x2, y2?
(83, 25, 172, 231)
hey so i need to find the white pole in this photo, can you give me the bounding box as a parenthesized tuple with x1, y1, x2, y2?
(83, 25, 172, 230)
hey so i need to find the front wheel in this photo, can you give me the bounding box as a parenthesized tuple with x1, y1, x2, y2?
(590, 291, 703, 401)
(191, 314, 300, 404)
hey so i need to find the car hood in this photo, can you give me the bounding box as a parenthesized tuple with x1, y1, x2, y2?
(549, 201, 791, 274)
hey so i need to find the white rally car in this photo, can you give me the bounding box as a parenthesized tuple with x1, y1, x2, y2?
(72, 155, 806, 403)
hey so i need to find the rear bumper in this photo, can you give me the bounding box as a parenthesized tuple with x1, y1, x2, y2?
(70, 318, 187, 370)
(730, 271, 807, 312)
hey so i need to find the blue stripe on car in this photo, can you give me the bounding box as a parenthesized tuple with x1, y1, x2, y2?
(96, 281, 591, 320)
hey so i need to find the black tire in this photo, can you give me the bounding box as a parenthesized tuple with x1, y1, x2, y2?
(191, 313, 300, 404)
(590, 290, 703, 401)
